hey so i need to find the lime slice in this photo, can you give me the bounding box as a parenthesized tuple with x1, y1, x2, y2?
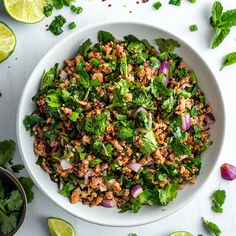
(48, 217, 76, 236)
(169, 232, 193, 236)
(3, 0, 46, 24)
(0, 22, 16, 63)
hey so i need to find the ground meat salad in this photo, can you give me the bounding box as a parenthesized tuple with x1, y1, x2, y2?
(23, 31, 215, 213)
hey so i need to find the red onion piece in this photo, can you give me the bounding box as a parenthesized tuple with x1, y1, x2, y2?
(84, 169, 93, 184)
(205, 113, 215, 124)
(163, 77, 169, 87)
(82, 198, 89, 204)
(136, 107, 148, 115)
(100, 163, 107, 171)
(128, 162, 142, 173)
(159, 60, 169, 76)
(181, 114, 191, 131)
(59, 70, 68, 79)
(32, 123, 40, 131)
(220, 163, 236, 181)
(60, 159, 72, 170)
(101, 199, 117, 208)
(130, 185, 143, 198)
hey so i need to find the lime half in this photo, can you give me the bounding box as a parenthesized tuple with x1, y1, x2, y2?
(169, 232, 193, 236)
(48, 217, 76, 236)
(0, 22, 16, 63)
(3, 0, 46, 24)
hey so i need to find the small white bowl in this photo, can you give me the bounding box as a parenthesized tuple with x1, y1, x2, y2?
(16, 21, 225, 227)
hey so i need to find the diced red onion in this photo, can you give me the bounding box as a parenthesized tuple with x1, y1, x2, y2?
(100, 163, 107, 171)
(84, 169, 93, 184)
(60, 159, 72, 170)
(136, 107, 148, 115)
(180, 83, 193, 90)
(181, 114, 191, 131)
(205, 113, 215, 124)
(130, 184, 143, 198)
(128, 162, 142, 173)
(99, 185, 108, 192)
(59, 70, 68, 79)
(159, 60, 169, 77)
(102, 143, 109, 156)
(101, 199, 117, 208)
(32, 123, 40, 131)
(82, 198, 89, 204)
(220, 163, 236, 181)
(163, 77, 169, 87)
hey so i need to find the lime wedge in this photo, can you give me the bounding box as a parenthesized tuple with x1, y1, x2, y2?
(169, 232, 193, 236)
(0, 22, 16, 63)
(3, 0, 46, 24)
(48, 217, 76, 236)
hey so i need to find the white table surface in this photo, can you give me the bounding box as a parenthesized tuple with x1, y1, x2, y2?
(1, 0, 236, 235)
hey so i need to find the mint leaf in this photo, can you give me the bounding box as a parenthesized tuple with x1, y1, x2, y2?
(158, 183, 178, 205)
(221, 52, 236, 70)
(19, 177, 34, 203)
(0, 140, 16, 167)
(155, 38, 180, 53)
(98, 31, 115, 44)
(0, 215, 17, 235)
(211, 28, 230, 49)
(211, 189, 226, 213)
(202, 217, 221, 236)
(211, 1, 223, 26)
(78, 38, 92, 56)
(219, 10, 236, 28)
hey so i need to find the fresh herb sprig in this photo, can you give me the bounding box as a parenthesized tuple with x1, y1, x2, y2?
(221, 52, 236, 70)
(211, 189, 226, 213)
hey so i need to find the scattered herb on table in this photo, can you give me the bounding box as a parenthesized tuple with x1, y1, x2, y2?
(11, 164, 25, 173)
(169, 0, 181, 6)
(211, 189, 226, 213)
(153, 1, 162, 10)
(68, 22, 76, 30)
(0, 181, 24, 235)
(49, 15, 67, 36)
(188, 0, 196, 3)
(189, 24, 198, 32)
(71, 5, 83, 14)
(221, 52, 236, 70)
(210, 1, 236, 49)
(43, 4, 53, 17)
(0, 140, 16, 167)
(18, 177, 34, 203)
(202, 217, 221, 236)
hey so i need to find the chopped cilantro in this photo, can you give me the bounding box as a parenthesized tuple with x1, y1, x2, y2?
(43, 4, 53, 17)
(211, 189, 226, 213)
(18, 177, 34, 203)
(0, 140, 16, 167)
(49, 15, 66, 36)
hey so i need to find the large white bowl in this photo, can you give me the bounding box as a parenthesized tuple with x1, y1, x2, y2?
(16, 21, 225, 227)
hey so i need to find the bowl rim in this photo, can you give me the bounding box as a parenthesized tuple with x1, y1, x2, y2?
(0, 167, 27, 235)
(16, 20, 226, 227)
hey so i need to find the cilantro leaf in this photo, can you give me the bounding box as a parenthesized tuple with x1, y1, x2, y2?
(169, 137, 191, 157)
(155, 38, 180, 53)
(58, 183, 76, 197)
(211, 189, 226, 213)
(98, 31, 115, 44)
(123, 34, 140, 43)
(11, 164, 25, 173)
(117, 121, 136, 140)
(202, 217, 221, 236)
(5, 190, 23, 211)
(23, 114, 44, 131)
(211, 1, 223, 26)
(41, 63, 59, 88)
(0, 140, 16, 167)
(221, 52, 236, 70)
(45, 89, 61, 108)
(140, 130, 158, 155)
(158, 183, 178, 205)
(0, 215, 17, 235)
(76, 68, 91, 88)
(211, 28, 230, 49)
(78, 39, 92, 56)
(19, 177, 34, 203)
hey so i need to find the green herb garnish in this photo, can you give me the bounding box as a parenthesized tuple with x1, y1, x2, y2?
(202, 217, 221, 236)
(189, 24, 198, 31)
(153, 1, 162, 10)
(211, 189, 226, 213)
(49, 15, 66, 36)
(221, 52, 236, 70)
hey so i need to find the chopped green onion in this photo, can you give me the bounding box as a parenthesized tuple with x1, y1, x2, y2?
(189, 24, 198, 32)
(91, 58, 100, 68)
(188, 0, 196, 3)
(71, 5, 83, 14)
(69, 22, 76, 30)
(169, 0, 181, 6)
(153, 1, 162, 10)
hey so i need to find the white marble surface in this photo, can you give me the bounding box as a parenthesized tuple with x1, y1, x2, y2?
(1, 0, 236, 235)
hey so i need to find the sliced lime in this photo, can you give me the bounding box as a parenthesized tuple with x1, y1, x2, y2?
(0, 22, 16, 63)
(169, 232, 193, 236)
(3, 0, 46, 24)
(48, 217, 76, 236)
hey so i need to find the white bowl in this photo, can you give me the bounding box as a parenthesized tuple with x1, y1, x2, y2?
(16, 21, 225, 227)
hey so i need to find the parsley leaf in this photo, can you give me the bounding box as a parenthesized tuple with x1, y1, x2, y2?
(18, 177, 34, 203)
(155, 38, 180, 53)
(78, 39, 92, 56)
(202, 217, 221, 236)
(211, 189, 226, 213)
(0, 140, 16, 167)
(11, 164, 25, 173)
(45, 89, 61, 108)
(221, 52, 236, 70)
(98, 31, 115, 44)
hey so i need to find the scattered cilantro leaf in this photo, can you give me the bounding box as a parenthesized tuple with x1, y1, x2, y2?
(202, 217, 221, 236)
(211, 189, 226, 213)
(18, 177, 34, 203)
(0, 215, 17, 235)
(23, 114, 44, 131)
(45, 89, 61, 108)
(11, 164, 25, 173)
(221, 52, 236, 70)
(0, 140, 16, 167)
(140, 130, 158, 155)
